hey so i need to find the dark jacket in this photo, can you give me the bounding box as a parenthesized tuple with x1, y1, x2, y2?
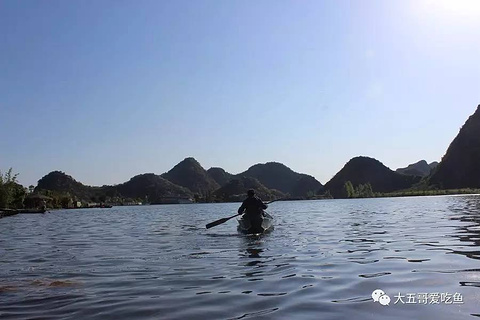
(238, 196, 268, 217)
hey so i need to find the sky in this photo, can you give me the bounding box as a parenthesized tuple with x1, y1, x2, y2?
(1, 0, 480, 187)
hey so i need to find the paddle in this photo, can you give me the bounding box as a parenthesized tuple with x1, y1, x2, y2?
(205, 212, 242, 229)
(205, 198, 281, 229)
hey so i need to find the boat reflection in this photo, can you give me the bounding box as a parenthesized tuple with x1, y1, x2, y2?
(246, 248, 262, 258)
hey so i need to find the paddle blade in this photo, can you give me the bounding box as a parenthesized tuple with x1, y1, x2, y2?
(206, 217, 230, 229)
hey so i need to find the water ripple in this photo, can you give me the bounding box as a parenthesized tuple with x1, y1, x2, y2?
(1, 197, 480, 319)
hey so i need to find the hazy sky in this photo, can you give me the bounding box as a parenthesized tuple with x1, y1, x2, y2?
(1, 0, 479, 187)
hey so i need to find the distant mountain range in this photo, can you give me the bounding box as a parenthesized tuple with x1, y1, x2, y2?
(324, 157, 421, 198)
(36, 171, 193, 204)
(35, 159, 324, 203)
(396, 160, 438, 177)
(33, 104, 480, 202)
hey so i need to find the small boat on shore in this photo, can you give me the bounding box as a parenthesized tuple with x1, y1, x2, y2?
(0, 208, 46, 218)
(18, 208, 46, 214)
(0, 209, 19, 218)
(237, 212, 274, 235)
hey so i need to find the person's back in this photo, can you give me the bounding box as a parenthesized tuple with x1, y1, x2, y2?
(238, 189, 267, 231)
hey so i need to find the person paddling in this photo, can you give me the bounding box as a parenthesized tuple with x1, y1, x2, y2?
(238, 189, 268, 232)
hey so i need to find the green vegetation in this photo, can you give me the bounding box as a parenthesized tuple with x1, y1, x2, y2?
(343, 181, 354, 198)
(336, 172, 480, 199)
(341, 179, 480, 199)
(343, 181, 374, 198)
(375, 188, 480, 198)
(0, 168, 26, 209)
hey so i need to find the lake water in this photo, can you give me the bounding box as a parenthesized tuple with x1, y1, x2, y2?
(1, 196, 480, 319)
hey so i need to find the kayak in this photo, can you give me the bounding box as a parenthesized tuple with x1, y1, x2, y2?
(237, 212, 274, 234)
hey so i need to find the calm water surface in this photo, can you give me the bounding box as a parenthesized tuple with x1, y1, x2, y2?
(1, 196, 480, 319)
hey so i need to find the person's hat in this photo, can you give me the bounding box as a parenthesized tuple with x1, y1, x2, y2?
(247, 189, 255, 196)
